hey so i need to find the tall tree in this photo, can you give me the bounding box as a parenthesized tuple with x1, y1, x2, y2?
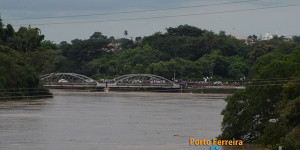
(9, 27, 44, 53)
(90, 32, 107, 40)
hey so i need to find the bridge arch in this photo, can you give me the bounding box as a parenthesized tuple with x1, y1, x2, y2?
(112, 74, 180, 88)
(40, 73, 100, 87)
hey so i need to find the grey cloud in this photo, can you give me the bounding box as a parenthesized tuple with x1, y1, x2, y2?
(1, 0, 300, 43)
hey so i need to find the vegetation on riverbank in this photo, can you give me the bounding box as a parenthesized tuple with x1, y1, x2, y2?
(0, 18, 51, 99)
(219, 43, 300, 149)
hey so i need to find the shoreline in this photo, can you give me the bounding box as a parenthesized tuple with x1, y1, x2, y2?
(50, 89, 230, 98)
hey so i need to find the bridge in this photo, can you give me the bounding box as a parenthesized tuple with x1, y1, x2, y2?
(40, 73, 180, 89)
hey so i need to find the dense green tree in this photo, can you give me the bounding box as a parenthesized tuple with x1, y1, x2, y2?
(41, 40, 58, 50)
(117, 38, 135, 50)
(0, 45, 50, 98)
(142, 25, 248, 61)
(149, 58, 202, 80)
(166, 24, 204, 37)
(0, 17, 4, 44)
(24, 50, 56, 74)
(119, 45, 168, 66)
(61, 38, 110, 74)
(1, 24, 14, 42)
(71, 38, 81, 44)
(62, 39, 109, 61)
(90, 32, 107, 40)
(59, 41, 69, 49)
(0, 46, 38, 88)
(227, 56, 248, 79)
(204, 31, 216, 49)
(135, 36, 142, 41)
(247, 44, 276, 65)
(219, 45, 300, 149)
(9, 27, 44, 53)
(292, 36, 300, 44)
(197, 50, 233, 78)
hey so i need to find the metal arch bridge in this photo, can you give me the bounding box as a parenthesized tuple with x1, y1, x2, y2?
(108, 74, 180, 88)
(41, 73, 101, 88)
(40, 73, 180, 88)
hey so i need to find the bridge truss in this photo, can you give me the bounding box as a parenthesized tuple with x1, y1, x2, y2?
(40, 73, 100, 87)
(112, 74, 180, 88)
(40, 73, 179, 89)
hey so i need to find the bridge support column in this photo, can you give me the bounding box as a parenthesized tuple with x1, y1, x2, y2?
(104, 88, 109, 93)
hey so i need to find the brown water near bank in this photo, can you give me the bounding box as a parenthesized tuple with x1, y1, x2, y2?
(0, 90, 263, 150)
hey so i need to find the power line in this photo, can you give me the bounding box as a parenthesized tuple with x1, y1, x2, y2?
(285, 34, 300, 37)
(248, 82, 300, 87)
(248, 77, 300, 81)
(13, 3, 300, 27)
(6, 0, 261, 21)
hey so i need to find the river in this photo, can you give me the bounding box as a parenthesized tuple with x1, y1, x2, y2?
(0, 90, 263, 150)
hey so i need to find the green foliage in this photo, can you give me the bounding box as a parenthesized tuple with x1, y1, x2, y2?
(257, 122, 287, 147)
(0, 17, 3, 28)
(60, 38, 111, 74)
(0, 46, 38, 88)
(279, 125, 300, 150)
(42, 25, 254, 81)
(292, 36, 300, 44)
(142, 25, 247, 61)
(9, 27, 44, 53)
(281, 97, 300, 129)
(59, 41, 69, 49)
(119, 45, 168, 66)
(220, 42, 300, 149)
(247, 44, 275, 65)
(282, 78, 300, 101)
(90, 32, 107, 40)
(117, 38, 136, 50)
(24, 50, 56, 74)
(166, 24, 204, 37)
(0, 45, 50, 99)
(41, 40, 58, 50)
(228, 56, 248, 79)
(0, 20, 50, 99)
(149, 58, 202, 80)
(219, 89, 250, 141)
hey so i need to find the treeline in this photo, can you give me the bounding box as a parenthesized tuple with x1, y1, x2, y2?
(0, 18, 51, 99)
(41, 25, 300, 83)
(42, 25, 251, 81)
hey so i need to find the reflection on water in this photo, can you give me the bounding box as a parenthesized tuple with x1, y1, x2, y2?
(221, 144, 263, 150)
(0, 90, 263, 150)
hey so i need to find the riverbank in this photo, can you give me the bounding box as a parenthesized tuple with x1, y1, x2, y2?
(0, 88, 53, 100)
(50, 89, 230, 99)
(87, 86, 241, 94)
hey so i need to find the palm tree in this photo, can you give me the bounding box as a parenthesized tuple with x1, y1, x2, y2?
(124, 30, 128, 37)
(204, 31, 216, 49)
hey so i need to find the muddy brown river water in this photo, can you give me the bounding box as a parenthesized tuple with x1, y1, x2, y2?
(0, 90, 263, 150)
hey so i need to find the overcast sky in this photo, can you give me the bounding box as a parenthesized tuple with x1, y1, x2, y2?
(1, 0, 300, 43)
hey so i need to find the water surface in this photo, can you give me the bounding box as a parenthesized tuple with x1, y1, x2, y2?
(0, 90, 262, 150)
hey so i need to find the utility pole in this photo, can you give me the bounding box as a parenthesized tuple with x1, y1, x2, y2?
(173, 69, 176, 81)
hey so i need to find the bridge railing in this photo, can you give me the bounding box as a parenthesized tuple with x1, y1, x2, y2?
(116, 83, 174, 87)
(43, 82, 97, 86)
